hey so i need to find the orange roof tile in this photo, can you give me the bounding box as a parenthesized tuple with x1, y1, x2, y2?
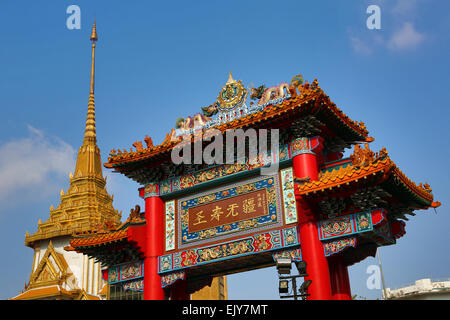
(296, 157, 394, 195)
(391, 166, 435, 204)
(70, 206, 146, 249)
(295, 145, 436, 206)
(70, 228, 128, 248)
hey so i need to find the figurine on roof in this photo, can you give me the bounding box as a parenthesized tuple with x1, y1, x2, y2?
(256, 83, 291, 105)
(250, 85, 266, 101)
(201, 103, 219, 117)
(291, 74, 303, 87)
(175, 113, 212, 130)
(350, 143, 376, 168)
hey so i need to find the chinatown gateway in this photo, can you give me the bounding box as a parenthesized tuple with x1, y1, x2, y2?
(17, 22, 441, 300)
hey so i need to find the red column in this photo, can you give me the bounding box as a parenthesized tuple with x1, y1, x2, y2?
(292, 137, 332, 300)
(143, 194, 165, 300)
(329, 256, 352, 300)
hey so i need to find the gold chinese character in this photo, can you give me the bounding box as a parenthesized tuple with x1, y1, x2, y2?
(243, 198, 256, 214)
(193, 211, 207, 225)
(226, 203, 239, 217)
(211, 205, 224, 222)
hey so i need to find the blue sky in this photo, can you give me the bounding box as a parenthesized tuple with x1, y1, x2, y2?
(0, 0, 449, 300)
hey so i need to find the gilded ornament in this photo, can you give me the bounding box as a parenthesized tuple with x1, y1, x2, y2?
(216, 72, 248, 112)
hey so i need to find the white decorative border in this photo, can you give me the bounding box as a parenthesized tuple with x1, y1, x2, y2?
(165, 200, 176, 251)
(280, 167, 298, 224)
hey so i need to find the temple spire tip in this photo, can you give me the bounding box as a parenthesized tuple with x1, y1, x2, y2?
(90, 19, 98, 42)
(84, 21, 97, 143)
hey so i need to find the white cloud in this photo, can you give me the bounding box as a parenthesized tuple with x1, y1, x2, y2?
(388, 22, 425, 51)
(0, 125, 75, 207)
(392, 0, 420, 16)
(351, 1, 427, 55)
(351, 36, 373, 55)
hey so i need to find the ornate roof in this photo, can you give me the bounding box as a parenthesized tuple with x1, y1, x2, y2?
(66, 205, 145, 266)
(69, 205, 144, 248)
(69, 229, 129, 248)
(295, 144, 440, 215)
(105, 76, 370, 173)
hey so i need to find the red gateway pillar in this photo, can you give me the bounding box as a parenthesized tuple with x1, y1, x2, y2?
(291, 136, 332, 300)
(325, 151, 352, 300)
(141, 184, 165, 300)
(138, 183, 190, 300)
(329, 256, 352, 300)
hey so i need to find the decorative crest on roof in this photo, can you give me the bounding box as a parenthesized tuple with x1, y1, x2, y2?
(129, 205, 142, 221)
(172, 73, 295, 137)
(216, 72, 248, 112)
(350, 143, 388, 168)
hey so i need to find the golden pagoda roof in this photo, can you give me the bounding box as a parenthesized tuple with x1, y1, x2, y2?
(105, 78, 370, 170)
(25, 22, 121, 248)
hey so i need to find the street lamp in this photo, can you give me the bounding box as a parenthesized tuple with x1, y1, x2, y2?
(276, 258, 292, 275)
(277, 260, 311, 300)
(295, 260, 308, 276)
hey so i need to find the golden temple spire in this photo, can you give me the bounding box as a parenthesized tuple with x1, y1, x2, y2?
(74, 20, 104, 180)
(25, 21, 122, 248)
(84, 20, 98, 144)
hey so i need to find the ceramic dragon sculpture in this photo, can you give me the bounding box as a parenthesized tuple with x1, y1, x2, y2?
(250, 74, 303, 106)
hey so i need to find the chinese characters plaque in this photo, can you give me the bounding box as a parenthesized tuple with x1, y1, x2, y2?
(177, 175, 283, 249)
(188, 189, 268, 233)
